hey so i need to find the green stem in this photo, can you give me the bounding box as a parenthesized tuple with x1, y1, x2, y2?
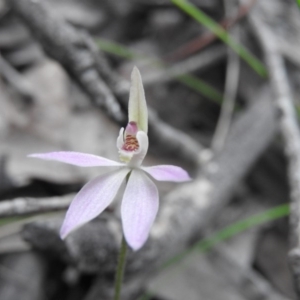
(113, 234, 128, 300)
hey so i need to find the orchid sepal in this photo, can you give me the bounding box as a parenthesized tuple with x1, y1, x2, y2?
(60, 168, 130, 239)
(121, 169, 158, 251)
(142, 165, 192, 182)
(128, 66, 148, 133)
(28, 151, 124, 167)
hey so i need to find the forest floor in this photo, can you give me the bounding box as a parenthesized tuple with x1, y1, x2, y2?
(0, 0, 300, 299)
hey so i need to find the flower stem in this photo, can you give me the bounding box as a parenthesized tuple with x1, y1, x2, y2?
(113, 234, 128, 300)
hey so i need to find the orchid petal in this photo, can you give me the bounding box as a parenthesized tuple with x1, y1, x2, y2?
(127, 131, 149, 167)
(121, 169, 158, 250)
(142, 165, 191, 182)
(60, 168, 130, 238)
(128, 67, 148, 133)
(29, 152, 124, 167)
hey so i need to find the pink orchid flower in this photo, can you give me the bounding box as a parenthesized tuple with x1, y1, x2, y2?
(29, 67, 191, 251)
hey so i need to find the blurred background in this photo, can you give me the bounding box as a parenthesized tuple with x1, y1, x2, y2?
(0, 0, 299, 299)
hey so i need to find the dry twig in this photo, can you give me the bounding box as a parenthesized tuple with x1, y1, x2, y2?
(211, 1, 240, 153)
(0, 195, 73, 217)
(0, 52, 35, 102)
(142, 45, 227, 87)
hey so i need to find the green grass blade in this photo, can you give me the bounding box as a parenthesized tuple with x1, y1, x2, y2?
(296, 0, 300, 9)
(163, 204, 289, 268)
(0, 216, 26, 226)
(296, 105, 300, 119)
(197, 204, 289, 252)
(171, 0, 268, 77)
(178, 74, 223, 104)
(97, 39, 145, 60)
(96, 38, 223, 104)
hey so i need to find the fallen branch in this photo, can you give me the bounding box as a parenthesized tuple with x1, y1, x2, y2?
(0, 195, 73, 217)
(249, 9, 300, 297)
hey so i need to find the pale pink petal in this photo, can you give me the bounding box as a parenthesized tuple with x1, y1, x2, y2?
(28, 152, 124, 167)
(121, 169, 158, 251)
(60, 168, 130, 238)
(142, 165, 191, 182)
(127, 131, 149, 167)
